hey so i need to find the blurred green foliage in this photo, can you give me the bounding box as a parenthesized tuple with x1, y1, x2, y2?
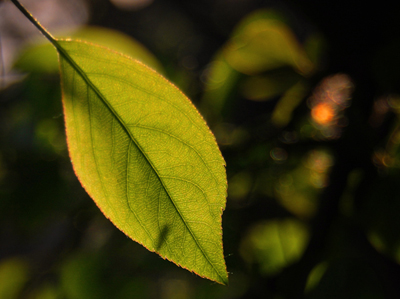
(1, 0, 400, 298)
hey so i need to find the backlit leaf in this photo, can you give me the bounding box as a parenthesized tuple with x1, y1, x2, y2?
(224, 9, 314, 76)
(240, 219, 309, 275)
(201, 9, 319, 127)
(0, 257, 29, 299)
(57, 40, 228, 284)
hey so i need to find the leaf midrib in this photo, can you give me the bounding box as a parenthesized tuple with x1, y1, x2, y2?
(57, 40, 226, 284)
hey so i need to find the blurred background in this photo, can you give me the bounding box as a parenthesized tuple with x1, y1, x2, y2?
(1, 0, 400, 298)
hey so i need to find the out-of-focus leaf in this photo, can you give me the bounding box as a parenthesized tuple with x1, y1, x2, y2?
(57, 40, 228, 284)
(13, 43, 58, 73)
(228, 171, 253, 202)
(0, 257, 30, 299)
(232, 9, 290, 34)
(271, 80, 309, 127)
(240, 219, 309, 275)
(201, 52, 241, 122)
(14, 26, 163, 74)
(305, 262, 328, 293)
(60, 253, 105, 299)
(200, 9, 319, 127)
(361, 175, 400, 264)
(223, 10, 314, 76)
(275, 149, 333, 218)
(307, 259, 384, 299)
(29, 283, 61, 299)
(240, 68, 302, 101)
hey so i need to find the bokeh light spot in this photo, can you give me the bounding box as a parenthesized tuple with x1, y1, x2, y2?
(270, 147, 288, 163)
(308, 73, 353, 139)
(311, 102, 335, 125)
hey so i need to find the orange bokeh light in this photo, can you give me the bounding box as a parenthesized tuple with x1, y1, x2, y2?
(311, 103, 335, 125)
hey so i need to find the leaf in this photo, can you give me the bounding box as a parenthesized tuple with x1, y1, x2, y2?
(224, 9, 314, 76)
(200, 9, 319, 127)
(200, 51, 241, 123)
(240, 68, 302, 101)
(270, 80, 309, 127)
(0, 257, 30, 299)
(240, 219, 309, 276)
(57, 40, 228, 284)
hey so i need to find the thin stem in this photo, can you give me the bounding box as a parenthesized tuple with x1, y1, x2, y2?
(10, 0, 59, 49)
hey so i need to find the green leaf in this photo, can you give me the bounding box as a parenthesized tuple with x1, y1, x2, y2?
(57, 40, 228, 284)
(200, 9, 320, 127)
(0, 257, 30, 299)
(223, 9, 314, 76)
(200, 51, 241, 123)
(240, 68, 302, 101)
(270, 80, 309, 127)
(240, 219, 309, 276)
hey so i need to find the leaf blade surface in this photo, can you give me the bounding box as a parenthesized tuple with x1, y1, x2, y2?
(58, 40, 228, 284)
